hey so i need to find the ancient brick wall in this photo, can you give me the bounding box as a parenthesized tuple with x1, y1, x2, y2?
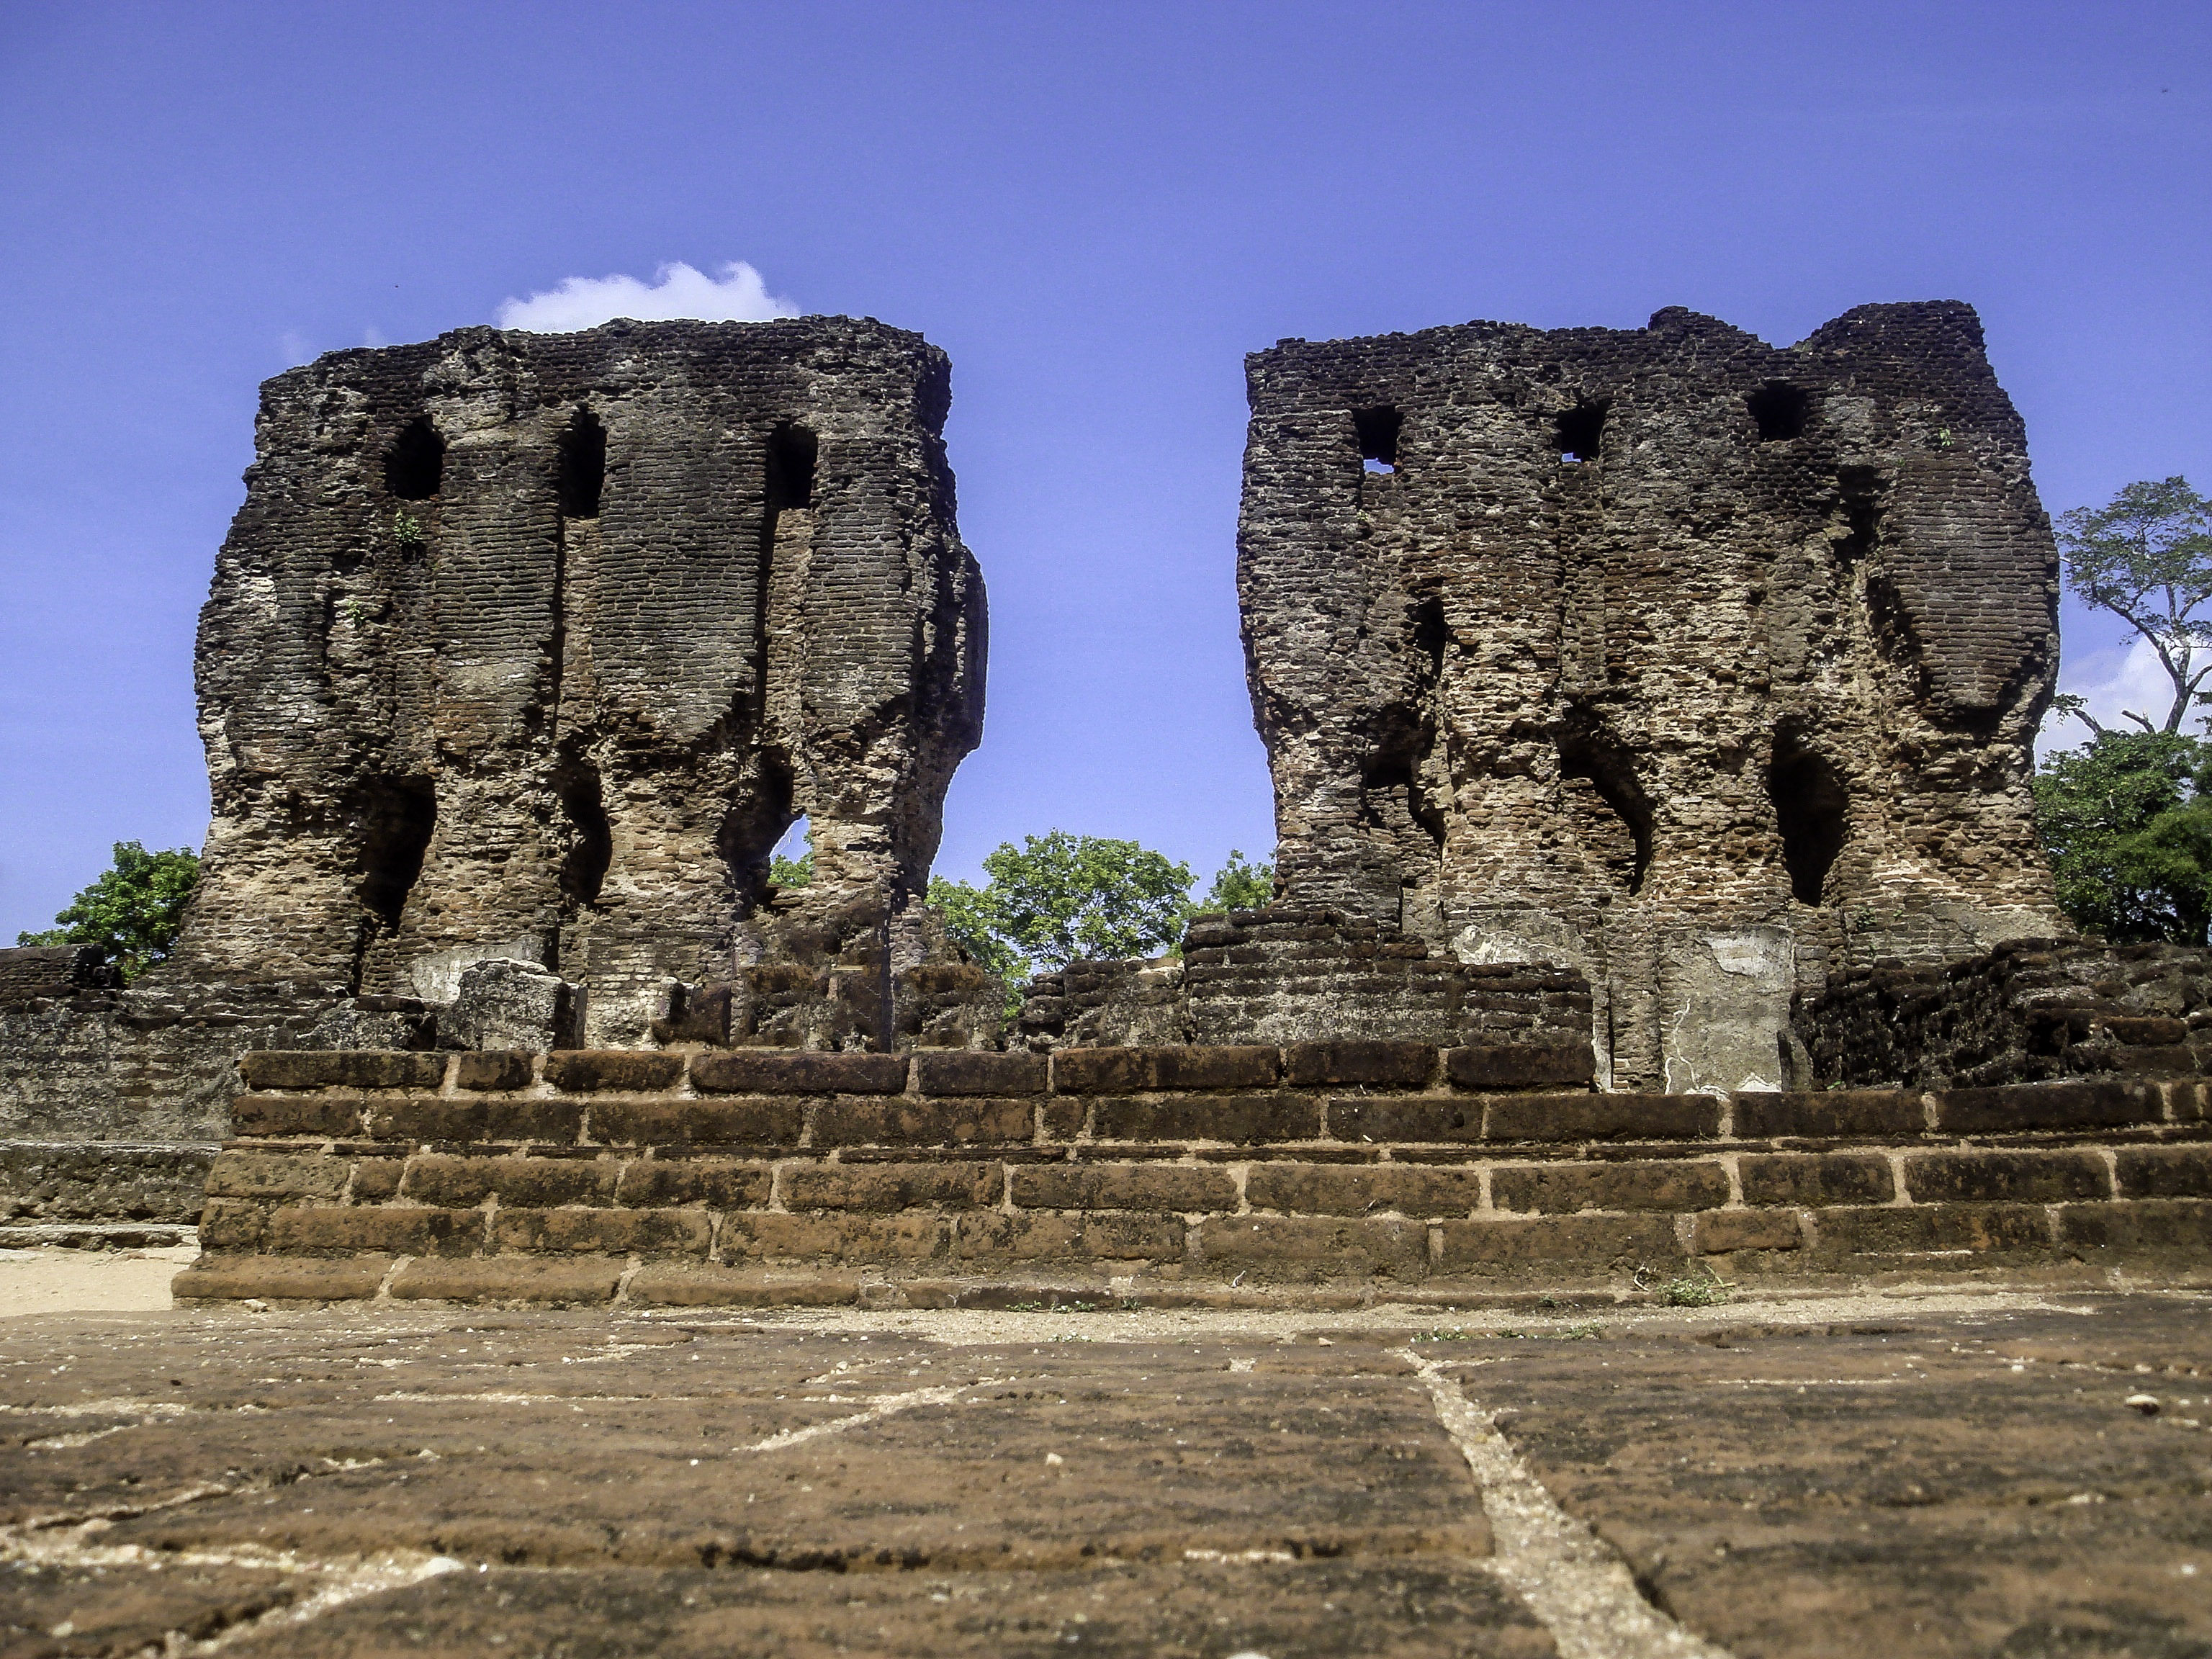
(1017, 905, 1591, 1056)
(177, 316, 986, 1045)
(1238, 302, 2064, 1094)
(1799, 936, 2212, 1090)
(177, 1043, 2211, 1306)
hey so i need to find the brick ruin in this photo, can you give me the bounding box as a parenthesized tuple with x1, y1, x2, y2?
(1, 318, 989, 1238)
(4, 299, 2209, 1292)
(1236, 302, 2066, 1094)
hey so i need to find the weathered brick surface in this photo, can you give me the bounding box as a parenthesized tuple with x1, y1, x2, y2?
(691, 1052, 907, 1095)
(1694, 1210, 1802, 1254)
(1326, 1096, 1483, 1143)
(400, 1154, 616, 1209)
(1091, 1092, 1324, 1144)
(911, 1051, 1047, 1097)
(542, 1052, 685, 1094)
(590, 1098, 800, 1147)
(1933, 1082, 2158, 1134)
(231, 1092, 365, 1139)
(2113, 1144, 2212, 1199)
(1491, 1161, 1730, 1215)
(454, 1051, 536, 1091)
(369, 1097, 583, 1146)
(173, 1254, 392, 1301)
(623, 1262, 861, 1306)
(1437, 1215, 1685, 1274)
(388, 1257, 624, 1304)
(1902, 1149, 2110, 1205)
(955, 1212, 1185, 1264)
(1443, 1043, 1595, 1091)
(1010, 1164, 1238, 1213)
(781, 1162, 1002, 1212)
(240, 1051, 446, 1092)
(203, 1152, 350, 1202)
(1051, 1046, 1281, 1094)
(613, 1160, 771, 1209)
(268, 1205, 483, 1257)
(1810, 1202, 2053, 1261)
(1483, 1093, 1719, 1144)
(2056, 1199, 2212, 1251)
(722, 1211, 951, 1264)
(1244, 1163, 1481, 1218)
(1732, 1089, 1925, 1140)
(1738, 1152, 1895, 1208)
(1196, 1215, 1424, 1280)
(489, 1207, 709, 1256)
(1241, 305, 2066, 1094)
(1283, 1040, 1437, 1089)
(811, 1097, 1032, 1147)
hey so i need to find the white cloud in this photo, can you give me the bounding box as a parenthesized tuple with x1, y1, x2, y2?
(2038, 633, 2185, 756)
(494, 261, 801, 333)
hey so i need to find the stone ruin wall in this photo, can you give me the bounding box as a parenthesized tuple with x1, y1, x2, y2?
(0, 318, 990, 1233)
(1237, 301, 2068, 1094)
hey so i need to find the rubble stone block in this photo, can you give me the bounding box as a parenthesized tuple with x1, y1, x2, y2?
(197, 1199, 269, 1251)
(441, 961, 580, 1053)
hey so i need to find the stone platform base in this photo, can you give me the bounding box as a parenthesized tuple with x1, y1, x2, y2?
(174, 1042, 2212, 1308)
(0, 1140, 212, 1249)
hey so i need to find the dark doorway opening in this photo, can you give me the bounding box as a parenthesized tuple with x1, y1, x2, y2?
(1555, 400, 1609, 463)
(1354, 405, 1401, 475)
(767, 424, 817, 510)
(1769, 734, 1848, 904)
(1748, 382, 1811, 442)
(555, 762, 613, 907)
(385, 418, 445, 500)
(557, 408, 606, 517)
(357, 778, 436, 932)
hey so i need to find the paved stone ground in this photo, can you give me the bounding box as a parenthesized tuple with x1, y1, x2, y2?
(0, 1286, 2205, 1657)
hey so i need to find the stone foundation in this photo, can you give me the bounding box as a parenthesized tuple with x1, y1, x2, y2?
(176, 1041, 2209, 1307)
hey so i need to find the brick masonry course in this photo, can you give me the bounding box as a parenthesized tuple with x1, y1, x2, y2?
(176, 1048, 2212, 1306)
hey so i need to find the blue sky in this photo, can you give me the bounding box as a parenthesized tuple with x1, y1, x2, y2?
(2, 1, 2207, 939)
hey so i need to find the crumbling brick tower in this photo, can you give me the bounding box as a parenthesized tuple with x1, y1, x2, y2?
(1238, 302, 2064, 1092)
(176, 318, 986, 1045)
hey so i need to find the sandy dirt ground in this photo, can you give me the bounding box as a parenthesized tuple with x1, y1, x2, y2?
(0, 1246, 195, 1319)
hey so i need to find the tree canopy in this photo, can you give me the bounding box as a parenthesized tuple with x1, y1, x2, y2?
(927, 835, 1272, 986)
(15, 841, 201, 981)
(2033, 730, 2212, 946)
(2052, 475, 2212, 734)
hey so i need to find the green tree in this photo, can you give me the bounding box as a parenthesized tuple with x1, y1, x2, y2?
(927, 832, 1195, 984)
(15, 841, 202, 981)
(1195, 848, 1274, 912)
(2051, 476, 2212, 734)
(2033, 731, 2212, 945)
